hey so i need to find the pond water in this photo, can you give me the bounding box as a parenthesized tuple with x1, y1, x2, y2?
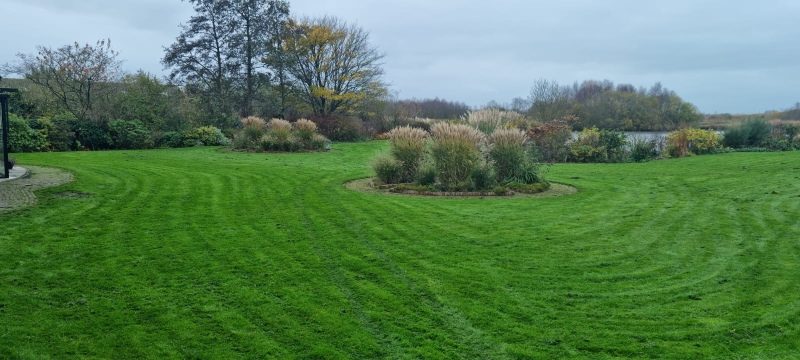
(571, 131, 670, 141)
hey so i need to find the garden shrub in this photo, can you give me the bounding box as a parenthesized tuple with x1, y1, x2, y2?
(313, 116, 364, 142)
(528, 115, 576, 163)
(108, 119, 152, 149)
(470, 162, 497, 191)
(8, 115, 49, 153)
(156, 131, 185, 148)
(310, 134, 331, 151)
(722, 117, 771, 148)
(667, 129, 690, 158)
(430, 123, 486, 190)
(667, 129, 722, 157)
(569, 127, 605, 162)
(415, 163, 437, 186)
(372, 156, 403, 184)
(489, 128, 528, 181)
(783, 124, 799, 144)
(598, 129, 628, 162)
(686, 129, 722, 154)
(181, 126, 229, 147)
(629, 135, 660, 162)
(387, 126, 428, 183)
(71, 120, 111, 150)
(200, 126, 231, 146)
(48, 119, 78, 151)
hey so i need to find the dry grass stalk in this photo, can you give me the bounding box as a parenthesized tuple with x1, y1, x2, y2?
(267, 118, 293, 141)
(490, 128, 528, 148)
(241, 116, 266, 129)
(293, 119, 318, 141)
(430, 122, 486, 147)
(463, 109, 526, 135)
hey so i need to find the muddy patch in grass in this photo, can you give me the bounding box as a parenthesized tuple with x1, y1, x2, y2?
(53, 191, 92, 199)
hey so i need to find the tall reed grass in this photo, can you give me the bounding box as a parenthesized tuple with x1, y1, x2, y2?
(489, 128, 529, 181)
(387, 126, 428, 182)
(430, 123, 486, 189)
(464, 109, 526, 135)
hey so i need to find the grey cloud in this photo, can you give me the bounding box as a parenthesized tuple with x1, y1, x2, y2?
(1, 0, 798, 113)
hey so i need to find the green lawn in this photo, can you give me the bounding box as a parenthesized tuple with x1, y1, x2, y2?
(2, 143, 799, 359)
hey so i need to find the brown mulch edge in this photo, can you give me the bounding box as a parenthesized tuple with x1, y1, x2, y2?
(390, 189, 516, 197)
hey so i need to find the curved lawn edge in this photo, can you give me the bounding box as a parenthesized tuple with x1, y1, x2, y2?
(344, 177, 578, 199)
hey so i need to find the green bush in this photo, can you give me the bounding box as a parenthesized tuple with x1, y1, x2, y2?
(195, 126, 230, 146)
(310, 134, 330, 151)
(314, 116, 364, 142)
(470, 162, 497, 191)
(70, 120, 111, 150)
(598, 129, 628, 162)
(415, 163, 437, 186)
(783, 124, 799, 144)
(156, 131, 186, 148)
(723, 117, 772, 148)
(108, 119, 152, 150)
(373, 156, 403, 184)
(48, 119, 78, 151)
(629, 136, 660, 162)
(8, 115, 49, 153)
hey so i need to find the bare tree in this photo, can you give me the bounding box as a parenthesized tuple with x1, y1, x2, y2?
(230, 0, 289, 117)
(528, 78, 572, 122)
(3, 39, 123, 121)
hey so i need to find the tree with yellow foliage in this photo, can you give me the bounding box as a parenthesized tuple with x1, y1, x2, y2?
(281, 16, 386, 117)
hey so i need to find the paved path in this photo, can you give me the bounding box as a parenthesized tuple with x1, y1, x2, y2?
(1, 166, 30, 183)
(0, 166, 73, 212)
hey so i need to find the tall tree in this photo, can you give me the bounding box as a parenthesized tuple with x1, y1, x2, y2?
(163, 0, 238, 127)
(230, 0, 289, 117)
(2, 39, 123, 121)
(283, 16, 386, 117)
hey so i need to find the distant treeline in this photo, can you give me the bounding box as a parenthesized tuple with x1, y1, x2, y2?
(390, 98, 471, 120)
(520, 79, 704, 131)
(391, 80, 705, 132)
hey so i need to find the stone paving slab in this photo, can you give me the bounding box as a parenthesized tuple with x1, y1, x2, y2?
(0, 166, 30, 183)
(0, 166, 73, 212)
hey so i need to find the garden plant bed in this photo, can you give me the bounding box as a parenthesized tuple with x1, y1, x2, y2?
(352, 177, 575, 199)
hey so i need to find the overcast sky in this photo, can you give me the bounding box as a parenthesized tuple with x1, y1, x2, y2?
(1, 0, 798, 114)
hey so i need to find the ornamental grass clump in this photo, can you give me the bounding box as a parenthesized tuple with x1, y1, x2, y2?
(430, 123, 486, 189)
(267, 119, 293, 142)
(388, 126, 428, 182)
(234, 117, 329, 152)
(464, 108, 526, 135)
(240, 116, 266, 146)
(489, 128, 529, 182)
(293, 119, 318, 142)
